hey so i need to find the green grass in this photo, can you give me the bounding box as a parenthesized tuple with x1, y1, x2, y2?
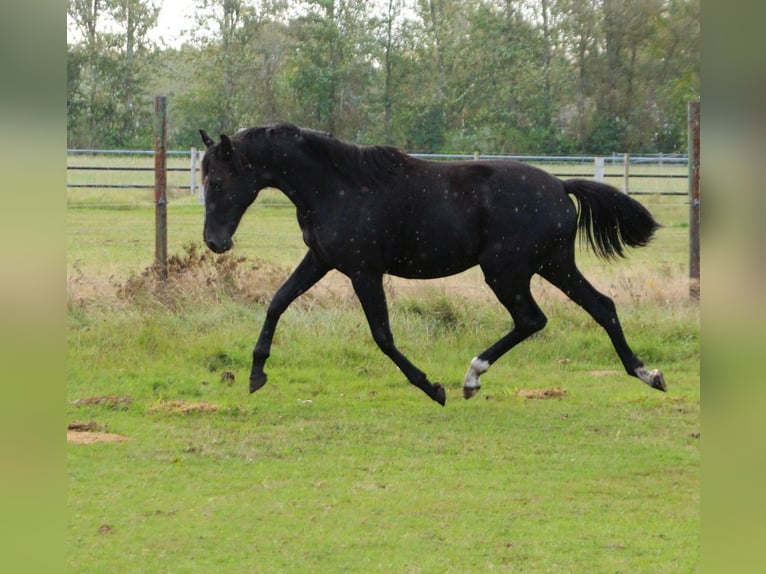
(67, 181, 699, 572)
(67, 300, 699, 572)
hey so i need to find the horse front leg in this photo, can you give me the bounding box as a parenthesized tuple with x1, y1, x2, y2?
(351, 274, 446, 406)
(249, 251, 330, 393)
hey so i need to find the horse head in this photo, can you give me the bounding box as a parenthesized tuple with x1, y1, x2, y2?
(198, 130, 262, 254)
(199, 125, 306, 253)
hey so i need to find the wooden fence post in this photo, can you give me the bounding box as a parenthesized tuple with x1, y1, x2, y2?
(154, 96, 168, 281)
(688, 100, 700, 299)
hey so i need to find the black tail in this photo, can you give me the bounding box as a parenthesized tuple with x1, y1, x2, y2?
(564, 179, 660, 260)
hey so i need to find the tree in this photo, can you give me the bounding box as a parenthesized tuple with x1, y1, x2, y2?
(405, 0, 467, 150)
(67, 0, 108, 146)
(67, 45, 89, 145)
(67, 0, 699, 154)
(67, 0, 160, 147)
(285, 0, 375, 137)
(650, 0, 700, 152)
(172, 0, 290, 141)
(376, 0, 408, 144)
(109, 0, 161, 146)
(556, 0, 600, 146)
(187, 0, 259, 131)
(447, 1, 547, 153)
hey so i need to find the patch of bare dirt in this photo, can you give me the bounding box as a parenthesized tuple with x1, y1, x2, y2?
(67, 430, 132, 444)
(148, 399, 219, 414)
(516, 387, 568, 400)
(70, 395, 133, 408)
(68, 420, 132, 444)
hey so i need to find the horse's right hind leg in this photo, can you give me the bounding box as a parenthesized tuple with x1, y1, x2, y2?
(539, 262, 667, 392)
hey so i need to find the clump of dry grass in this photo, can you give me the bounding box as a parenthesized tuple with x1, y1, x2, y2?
(112, 242, 292, 311)
(147, 399, 219, 415)
(516, 387, 569, 399)
(100, 242, 361, 313)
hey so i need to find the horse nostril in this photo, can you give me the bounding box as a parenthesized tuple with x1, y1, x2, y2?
(204, 237, 232, 254)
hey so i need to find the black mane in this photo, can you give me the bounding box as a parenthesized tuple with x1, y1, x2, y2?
(244, 124, 411, 187)
(303, 128, 412, 187)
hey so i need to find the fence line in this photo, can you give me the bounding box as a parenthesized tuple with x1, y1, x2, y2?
(66, 149, 689, 199)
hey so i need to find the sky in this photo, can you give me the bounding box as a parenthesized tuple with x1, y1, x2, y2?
(70, 0, 403, 48)
(152, 0, 197, 47)
(67, 0, 198, 48)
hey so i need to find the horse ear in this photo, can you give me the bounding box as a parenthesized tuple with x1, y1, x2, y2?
(199, 129, 214, 148)
(220, 134, 233, 159)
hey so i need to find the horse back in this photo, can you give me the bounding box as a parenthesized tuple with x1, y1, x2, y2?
(375, 159, 576, 277)
(407, 158, 576, 234)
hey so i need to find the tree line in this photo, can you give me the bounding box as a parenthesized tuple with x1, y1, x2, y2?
(67, 0, 699, 154)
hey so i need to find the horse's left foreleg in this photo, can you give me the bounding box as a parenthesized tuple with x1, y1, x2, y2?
(249, 251, 330, 393)
(351, 273, 447, 406)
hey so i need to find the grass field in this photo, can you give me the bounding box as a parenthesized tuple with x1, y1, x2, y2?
(67, 170, 699, 572)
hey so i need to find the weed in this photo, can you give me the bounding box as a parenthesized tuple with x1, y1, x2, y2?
(203, 350, 240, 373)
(114, 241, 291, 310)
(396, 290, 466, 332)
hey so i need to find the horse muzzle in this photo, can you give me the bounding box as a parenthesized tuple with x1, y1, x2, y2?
(204, 235, 233, 254)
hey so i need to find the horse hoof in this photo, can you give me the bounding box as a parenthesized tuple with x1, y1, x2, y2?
(650, 370, 667, 392)
(463, 385, 480, 400)
(635, 367, 667, 392)
(250, 373, 268, 394)
(433, 383, 447, 406)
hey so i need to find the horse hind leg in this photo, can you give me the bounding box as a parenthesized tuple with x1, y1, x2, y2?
(539, 263, 667, 392)
(464, 268, 548, 399)
(463, 357, 490, 399)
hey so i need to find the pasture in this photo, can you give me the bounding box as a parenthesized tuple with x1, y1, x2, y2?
(67, 170, 699, 571)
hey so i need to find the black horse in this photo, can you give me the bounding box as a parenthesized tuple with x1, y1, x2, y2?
(199, 123, 666, 406)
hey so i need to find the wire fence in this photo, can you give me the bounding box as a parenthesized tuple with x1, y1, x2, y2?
(66, 149, 690, 209)
(67, 147, 694, 303)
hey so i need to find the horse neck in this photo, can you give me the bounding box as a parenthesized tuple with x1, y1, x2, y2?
(266, 148, 347, 212)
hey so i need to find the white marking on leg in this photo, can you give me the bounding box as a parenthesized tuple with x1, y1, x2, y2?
(635, 366, 666, 390)
(464, 357, 490, 390)
(635, 366, 653, 384)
